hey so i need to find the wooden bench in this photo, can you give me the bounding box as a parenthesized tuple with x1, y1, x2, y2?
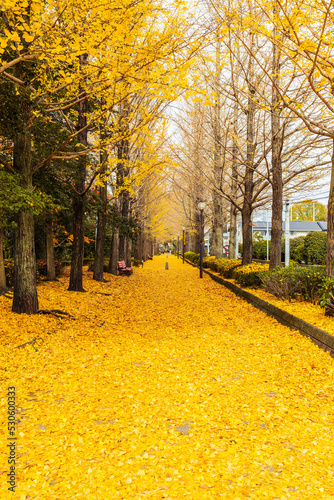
(118, 261, 133, 276)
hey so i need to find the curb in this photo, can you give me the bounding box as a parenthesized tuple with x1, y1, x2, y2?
(185, 259, 334, 357)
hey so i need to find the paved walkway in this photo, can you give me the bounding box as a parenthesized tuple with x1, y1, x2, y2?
(2, 255, 334, 499)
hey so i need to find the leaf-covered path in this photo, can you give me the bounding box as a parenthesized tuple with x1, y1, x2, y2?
(2, 255, 334, 499)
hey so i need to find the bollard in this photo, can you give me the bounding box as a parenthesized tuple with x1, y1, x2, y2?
(165, 262, 169, 270)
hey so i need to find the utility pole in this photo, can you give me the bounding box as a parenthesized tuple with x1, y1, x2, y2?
(266, 209, 269, 261)
(285, 199, 290, 266)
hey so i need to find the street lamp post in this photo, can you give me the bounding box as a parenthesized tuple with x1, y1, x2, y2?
(198, 202, 206, 278)
(182, 227, 185, 263)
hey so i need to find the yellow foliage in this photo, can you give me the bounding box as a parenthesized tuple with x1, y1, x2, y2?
(1, 256, 334, 498)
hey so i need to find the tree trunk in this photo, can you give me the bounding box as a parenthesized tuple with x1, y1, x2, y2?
(93, 105, 108, 282)
(69, 193, 85, 291)
(185, 231, 189, 252)
(93, 205, 107, 281)
(12, 126, 39, 314)
(46, 218, 56, 280)
(212, 197, 224, 258)
(194, 206, 201, 254)
(326, 140, 334, 277)
(108, 228, 119, 275)
(93, 169, 107, 282)
(126, 238, 132, 267)
(229, 205, 237, 259)
(13, 209, 39, 313)
(134, 230, 142, 263)
(69, 53, 88, 292)
(241, 205, 253, 265)
(270, 15, 283, 270)
(229, 99, 239, 259)
(241, 52, 256, 266)
(0, 228, 8, 292)
(211, 36, 224, 258)
(119, 234, 126, 261)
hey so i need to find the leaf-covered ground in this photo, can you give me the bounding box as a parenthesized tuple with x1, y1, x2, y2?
(1, 255, 334, 499)
(205, 269, 334, 335)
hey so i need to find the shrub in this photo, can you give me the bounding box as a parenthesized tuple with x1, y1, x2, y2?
(293, 244, 305, 263)
(290, 236, 306, 262)
(203, 256, 216, 268)
(215, 258, 242, 278)
(319, 278, 334, 315)
(232, 262, 269, 287)
(303, 231, 327, 265)
(253, 240, 270, 260)
(184, 252, 200, 265)
(260, 263, 325, 302)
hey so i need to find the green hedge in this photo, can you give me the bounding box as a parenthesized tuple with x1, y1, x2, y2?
(202, 257, 242, 278)
(203, 256, 216, 268)
(184, 252, 200, 265)
(260, 264, 326, 303)
(186, 252, 328, 303)
(232, 262, 269, 287)
(303, 231, 327, 265)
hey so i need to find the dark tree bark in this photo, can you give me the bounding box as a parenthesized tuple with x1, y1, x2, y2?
(241, 203, 253, 265)
(194, 203, 201, 254)
(126, 238, 132, 267)
(69, 191, 86, 291)
(93, 155, 108, 281)
(326, 140, 334, 278)
(0, 228, 8, 292)
(13, 210, 38, 313)
(12, 123, 39, 313)
(93, 196, 107, 281)
(185, 231, 189, 252)
(270, 18, 283, 270)
(211, 38, 224, 258)
(119, 234, 127, 262)
(46, 218, 56, 280)
(108, 227, 119, 275)
(241, 58, 256, 266)
(229, 100, 239, 260)
(116, 109, 130, 262)
(134, 233, 141, 262)
(69, 53, 88, 292)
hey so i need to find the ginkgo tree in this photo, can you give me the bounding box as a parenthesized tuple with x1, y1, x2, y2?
(0, 0, 204, 313)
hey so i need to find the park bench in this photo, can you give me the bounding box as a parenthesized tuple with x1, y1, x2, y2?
(118, 261, 133, 276)
(147, 254, 153, 260)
